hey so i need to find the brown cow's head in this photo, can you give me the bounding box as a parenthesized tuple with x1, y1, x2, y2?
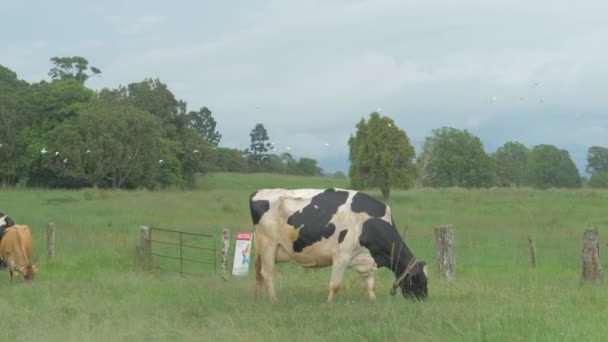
(19, 264, 37, 282)
(400, 261, 428, 300)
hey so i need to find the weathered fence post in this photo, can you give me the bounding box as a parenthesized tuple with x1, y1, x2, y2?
(139, 225, 151, 270)
(47, 221, 56, 258)
(221, 229, 230, 273)
(528, 235, 536, 268)
(581, 228, 603, 283)
(434, 224, 456, 281)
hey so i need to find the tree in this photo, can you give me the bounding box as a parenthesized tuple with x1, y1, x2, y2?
(281, 152, 298, 174)
(74, 97, 164, 188)
(296, 158, 323, 176)
(215, 147, 248, 172)
(418, 127, 496, 188)
(188, 107, 221, 146)
(588, 172, 608, 188)
(524, 144, 581, 189)
(0, 65, 30, 186)
(349, 112, 416, 200)
(48, 56, 101, 84)
(493, 141, 529, 187)
(245, 123, 273, 171)
(586, 146, 608, 175)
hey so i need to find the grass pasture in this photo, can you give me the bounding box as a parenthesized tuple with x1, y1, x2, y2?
(1, 173, 608, 341)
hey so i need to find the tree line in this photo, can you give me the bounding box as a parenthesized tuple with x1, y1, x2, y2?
(3, 57, 606, 193)
(0, 57, 323, 188)
(350, 113, 608, 199)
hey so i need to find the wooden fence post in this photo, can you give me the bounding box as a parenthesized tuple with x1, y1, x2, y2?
(528, 235, 536, 268)
(581, 228, 603, 283)
(47, 221, 56, 258)
(434, 224, 456, 281)
(139, 225, 151, 270)
(221, 229, 230, 273)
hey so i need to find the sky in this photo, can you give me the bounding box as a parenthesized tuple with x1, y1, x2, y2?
(2, 0, 607, 173)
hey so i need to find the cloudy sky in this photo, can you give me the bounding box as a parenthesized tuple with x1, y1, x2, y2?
(2, 0, 607, 173)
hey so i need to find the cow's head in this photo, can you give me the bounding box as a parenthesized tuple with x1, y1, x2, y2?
(19, 263, 37, 282)
(400, 261, 428, 300)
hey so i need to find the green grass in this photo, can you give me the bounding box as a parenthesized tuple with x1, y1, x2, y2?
(1, 174, 608, 341)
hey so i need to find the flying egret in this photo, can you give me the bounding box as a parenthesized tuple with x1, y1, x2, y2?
(86, 149, 91, 154)
(55, 151, 59, 156)
(63, 158, 68, 163)
(41, 147, 48, 154)
(193, 149, 199, 153)
(159, 159, 164, 164)
(286, 146, 292, 151)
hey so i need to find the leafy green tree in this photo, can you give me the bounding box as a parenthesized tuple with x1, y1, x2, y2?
(588, 172, 608, 188)
(29, 78, 94, 126)
(586, 146, 608, 175)
(74, 97, 164, 188)
(493, 141, 529, 187)
(124, 79, 182, 125)
(281, 152, 298, 174)
(48, 56, 101, 84)
(0, 65, 30, 186)
(524, 144, 581, 188)
(349, 112, 416, 200)
(245, 123, 273, 171)
(296, 158, 323, 176)
(188, 107, 221, 146)
(418, 127, 496, 188)
(266, 154, 287, 173)
(215, 147, 248, 172)
(41, 123, 87, 186)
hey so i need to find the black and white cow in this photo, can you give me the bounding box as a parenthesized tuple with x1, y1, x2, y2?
(249, 188, 428, 302)
(0, 213, 15, 239)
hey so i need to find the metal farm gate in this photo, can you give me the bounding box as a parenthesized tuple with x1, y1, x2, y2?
(149, 227, 216, 277)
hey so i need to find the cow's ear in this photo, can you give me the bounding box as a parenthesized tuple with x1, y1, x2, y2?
(419, 261, 428, 277)
(32, 264, 38, 272)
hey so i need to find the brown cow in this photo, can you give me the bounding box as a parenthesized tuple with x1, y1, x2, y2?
(0, 224, 36, 282)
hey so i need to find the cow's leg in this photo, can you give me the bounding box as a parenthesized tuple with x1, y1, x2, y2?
(260, 249, 278, 303)
(327, 255, 349, 302)
(361, 273, 376, 303)
(254, 251, 264, 300)
(255, 235, 279, 303)
(8, 269, 13, 281)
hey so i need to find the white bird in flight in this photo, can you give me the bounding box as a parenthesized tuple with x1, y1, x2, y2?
(63, 158, 68, 163)
(41, 147, 48, 154)
(159, 159, 164, 164)
(193, 149, 199, 153)
(55, 151, 59, 156)
(86, 149, 91, 154)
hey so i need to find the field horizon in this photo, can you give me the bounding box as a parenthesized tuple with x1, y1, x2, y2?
(1, 172, 607, 341)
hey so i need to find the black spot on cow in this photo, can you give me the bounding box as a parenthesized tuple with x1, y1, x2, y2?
(359, 217, 414, 271)
(351, 192, 387, 218)
(249, 192, 270, 225)
(287, 189, 349, 252)
(338, 230, 348, 243)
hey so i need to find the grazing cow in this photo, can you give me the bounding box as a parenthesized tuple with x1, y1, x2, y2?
(0, 224, 36, 282)
(250, 188, 428, 302)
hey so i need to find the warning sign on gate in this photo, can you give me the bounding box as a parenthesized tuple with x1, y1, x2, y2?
(232, 232, 253, 276)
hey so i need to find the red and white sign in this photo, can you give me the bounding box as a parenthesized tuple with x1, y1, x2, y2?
(232, 231, 253, 276)
(236, 232, 253, 241)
